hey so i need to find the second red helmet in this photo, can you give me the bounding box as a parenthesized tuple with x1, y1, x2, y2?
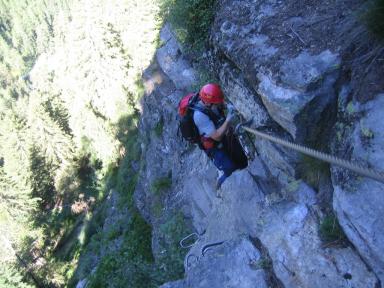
(199, 83, 224, 104)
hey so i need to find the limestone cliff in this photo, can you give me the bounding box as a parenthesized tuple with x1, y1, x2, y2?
(136, 1, 384, 287)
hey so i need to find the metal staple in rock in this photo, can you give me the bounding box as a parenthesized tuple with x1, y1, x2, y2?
(180, 232, 227, 269)
(242, 126, 384, 184)
(180, 232, 200, 249)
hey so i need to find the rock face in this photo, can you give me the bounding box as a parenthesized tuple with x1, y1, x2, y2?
(182, 238, 269, 288)
(258, 202, 377, 288)
(332, 95, 384, 283)
(257, 50, 340, 141)
(211, 0, 341, 142)
(136, 0, 384, 287)
(156, 25, 198, 90)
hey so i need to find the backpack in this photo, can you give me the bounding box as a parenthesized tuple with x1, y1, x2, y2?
(177, 92, 203, 145)
(177, 92, 224, 147)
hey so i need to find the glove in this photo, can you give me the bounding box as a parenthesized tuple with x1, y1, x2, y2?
(226, 104, 235, 122)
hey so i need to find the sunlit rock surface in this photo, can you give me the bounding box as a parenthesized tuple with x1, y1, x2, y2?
(156, 24, 197, 90)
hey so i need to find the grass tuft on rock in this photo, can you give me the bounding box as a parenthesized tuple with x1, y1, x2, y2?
(297, 155, 330, 191)
(154, 117, 164, 137)
(154, 212, 192, 282)
(319, 214, 347, 243)
(151, 175, 172, 196)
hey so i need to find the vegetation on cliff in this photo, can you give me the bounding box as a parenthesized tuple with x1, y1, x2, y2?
(160, 0, 216, 52)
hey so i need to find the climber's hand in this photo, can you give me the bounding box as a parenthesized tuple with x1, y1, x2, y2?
(226, 103, 234, 112)
(226, 104, 235, 122)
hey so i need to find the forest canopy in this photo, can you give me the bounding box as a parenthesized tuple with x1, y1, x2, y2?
(0, 0, 161, 286)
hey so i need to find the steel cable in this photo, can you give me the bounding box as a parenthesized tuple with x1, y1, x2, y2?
(242, 126, 384, 184)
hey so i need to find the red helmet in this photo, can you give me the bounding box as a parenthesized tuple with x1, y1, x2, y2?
(199, 83, 224, 104)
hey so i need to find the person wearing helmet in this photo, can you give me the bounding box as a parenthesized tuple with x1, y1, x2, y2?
(193, 83, 244, 192)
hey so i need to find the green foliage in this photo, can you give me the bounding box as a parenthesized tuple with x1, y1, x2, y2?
(0, 0, 72, 77)
(116, 115, 141, 162)
(154, 117, 164, 137)
(86, 211, 155, 288)
(285, 179, 300, 193)
(35, 258, 78, 287)
(297, 155, 330, 191)
(29, 146, 56, 210)
(361, 127, 374, 140)
(0, 0, 177, 286)
(0, 265, 34, 288)
(361, 0, 384, 40)
(360, 120, 374, 140)
(192, 68, 218, 92)
(42, 95, 72, 136)
(151, 175, 172, 196)
(346, 101, 356, 115)
(155, 212, 191, 282)
(83, 206, 107, 246)
(113, 117, 141, 209)
(0, 110, 29, 187)
(319, 214, 347, 243)
(160, 0, 217, 52)
(106, 228, 121, 241)
(150, 173, 172, 218)
(74, 118, 151, 286)
(88, 254, 156, 288)
(0, 168, 36, 220)
(78, 210, 189, 286)
(0, 110, 37, 266)
(35, 105, 74, 164)
(123, 79, 144, 117)
(250, 258, 272, 270)
(125, 212, 154, 262)
(152, 201, 164, 218)
(75, 153, 95, 183)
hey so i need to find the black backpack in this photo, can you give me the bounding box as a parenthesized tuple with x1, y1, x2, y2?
(177, 93, 203, 145)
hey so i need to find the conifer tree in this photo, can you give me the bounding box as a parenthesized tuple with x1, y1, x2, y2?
(28, 146, 56, 210)
(27, 93, 74, 168)
(0, 265, 34, 288)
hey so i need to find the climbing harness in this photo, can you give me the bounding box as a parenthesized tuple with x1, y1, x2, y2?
(236, 122, 384, 184)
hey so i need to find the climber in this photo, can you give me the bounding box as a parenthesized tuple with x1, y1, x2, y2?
(193, 83, 248, 191)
